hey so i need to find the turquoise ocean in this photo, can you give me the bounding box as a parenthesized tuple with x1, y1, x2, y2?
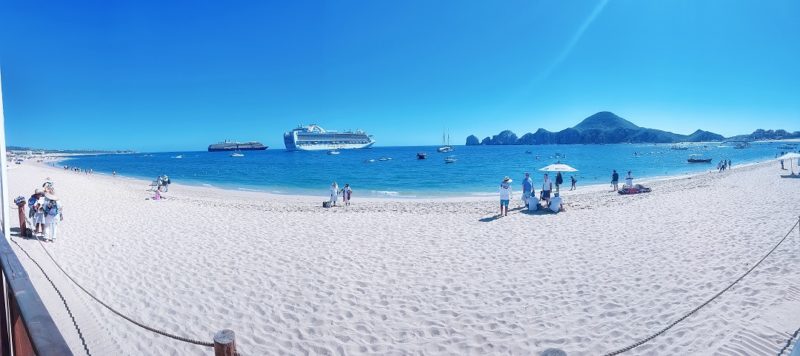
(61, 143, 793, 198)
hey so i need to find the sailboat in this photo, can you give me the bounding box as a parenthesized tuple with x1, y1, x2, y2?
(437, 132, 454, 153)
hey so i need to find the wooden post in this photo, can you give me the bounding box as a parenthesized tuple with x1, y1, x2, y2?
(214, 329, 235, 356)
(16, 203, 26, 237)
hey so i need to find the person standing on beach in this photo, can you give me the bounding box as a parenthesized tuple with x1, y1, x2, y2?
(625, 171, 634, 187)
(555, 172, 563, 193)
(522, 173, 533, 208)
(33, 191, 46, 238)
(541, 174, 552, 204)
(330, 182, 339, 207)
(570, 175, 577, 191)
(43, 193, 62, 242)
(341, 184, 352, 206)
(499, 177, 513, 217)
(611, 170, 619, 191)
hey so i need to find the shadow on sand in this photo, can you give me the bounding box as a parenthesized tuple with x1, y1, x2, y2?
(479, 206, 556, 222)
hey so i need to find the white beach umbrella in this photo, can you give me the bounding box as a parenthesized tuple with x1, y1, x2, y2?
(777, 152, 800, 174)
(539, 163, 578, 172)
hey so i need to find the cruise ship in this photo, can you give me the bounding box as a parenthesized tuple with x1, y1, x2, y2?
(284, 124, 375, 151)
(207, 140, 268, 152)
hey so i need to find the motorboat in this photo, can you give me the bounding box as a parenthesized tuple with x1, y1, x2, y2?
(327, 150, 340, 155)
(444, 155, 457, 163)
(230, 152, 245, 157)
(687, 154, 712, 163)
(378, 157, 392, 161)
(417, 152, 427, 159)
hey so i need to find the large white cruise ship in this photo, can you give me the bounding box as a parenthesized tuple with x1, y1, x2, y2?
(283, 124, 375, 151)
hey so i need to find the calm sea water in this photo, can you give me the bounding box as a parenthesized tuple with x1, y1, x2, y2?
(61, 143, 790, 197)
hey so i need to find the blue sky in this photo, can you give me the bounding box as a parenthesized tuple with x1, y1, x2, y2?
(1, 0, 798, 151)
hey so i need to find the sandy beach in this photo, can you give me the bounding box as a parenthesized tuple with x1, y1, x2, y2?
(6, 161, 800, 355)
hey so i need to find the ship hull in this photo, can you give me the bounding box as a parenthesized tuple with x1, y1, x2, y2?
(208, 146, 268, 152)
(287, 141, 375, 151)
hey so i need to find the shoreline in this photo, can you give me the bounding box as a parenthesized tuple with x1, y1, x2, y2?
(46, 155, 778, 201)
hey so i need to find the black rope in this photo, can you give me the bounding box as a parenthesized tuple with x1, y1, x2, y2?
(11, 238, 92, 356)
(779, 324, 800, 355)
(31, 238, 214, 348)
(603, 220, 800, 356)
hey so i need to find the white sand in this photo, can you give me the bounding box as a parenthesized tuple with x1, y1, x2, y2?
(6, 161, 800, 355)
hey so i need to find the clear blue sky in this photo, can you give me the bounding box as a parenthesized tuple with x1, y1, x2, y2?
(1, 1, 798, 151)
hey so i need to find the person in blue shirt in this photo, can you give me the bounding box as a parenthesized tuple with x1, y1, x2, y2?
(522, 173, 533, 208)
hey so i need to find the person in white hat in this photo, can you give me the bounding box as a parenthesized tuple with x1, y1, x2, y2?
(499, 176, 513, 217)
(43, 192, 63, 242)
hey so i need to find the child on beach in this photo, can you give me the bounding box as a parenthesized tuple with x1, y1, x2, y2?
(33, 191, 46, 238)
(499, 177, 513, 217)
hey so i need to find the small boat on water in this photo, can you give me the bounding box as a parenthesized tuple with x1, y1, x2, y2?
(437, 132, 454, 153)
(444, 155, 457, 163)
(378, 157, 392, 161)
(687, 154, 712, 163)
(327, 150, 340, 155)
(230, 152, 244, 157)
(417, 152, 427, 159)
(172, 155, 183, 159)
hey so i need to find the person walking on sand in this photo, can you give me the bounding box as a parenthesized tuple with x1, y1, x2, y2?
(499, 176, 513, 217)
(521, 173, 533, 208)
(611, 170, 619, 191)
(341, 184, 352, 206)
(330, 182, 339, 207)
(570, 175, 577, 191)
(541, 173, 552, 204)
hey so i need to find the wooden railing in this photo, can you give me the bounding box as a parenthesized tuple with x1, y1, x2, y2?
(0, 232, 72, 356)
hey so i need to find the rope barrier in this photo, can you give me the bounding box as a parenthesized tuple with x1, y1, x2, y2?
(11, 238, 92, 356)
(31, 237, 216, 348)
(603, 219, 800, 355)
(12, 235, 216, 349)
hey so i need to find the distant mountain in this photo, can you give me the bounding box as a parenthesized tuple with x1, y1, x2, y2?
(467, 111, 726, 145)
(726, 129, 800, 142)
